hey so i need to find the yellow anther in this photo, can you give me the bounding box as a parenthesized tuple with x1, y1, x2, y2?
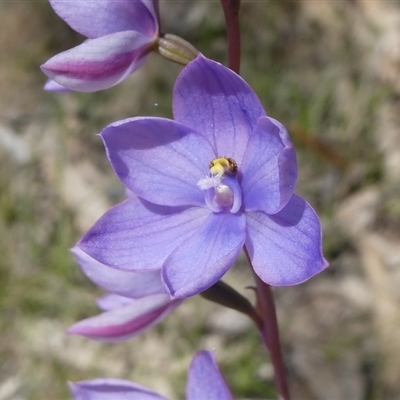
(209, 157, 237, 176)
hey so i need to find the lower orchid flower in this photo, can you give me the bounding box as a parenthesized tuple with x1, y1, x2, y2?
(77, 55, 328, 299)
(69, 350, 233, 400)
(68, 247, 182, 342)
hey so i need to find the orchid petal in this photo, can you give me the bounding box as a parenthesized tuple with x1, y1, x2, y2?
(163, 212, 246, 298)
(186, 351, 233, 400)
(77, 197, 211, 271)
(69, 379, 167, 400)
(142, 0, 159, 18)
(71, 247, 165, 298)
(96, 294, 136, 311)
(101, 117, 215, 207)
(43, 79, 70, 92)
(41, 31, 152, 92)
(173, 55, 266, 164)
(68, 294, 181, 342)
(49, 0, 158, 38)
(241, 117, 297, 214)
(246, 195, 328, 285)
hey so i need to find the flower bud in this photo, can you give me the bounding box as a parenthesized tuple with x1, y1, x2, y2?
(157, 33, 199, 65)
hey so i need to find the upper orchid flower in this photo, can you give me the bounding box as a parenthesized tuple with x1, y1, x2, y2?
(41, 0, 159, 92)
(77, 55, 328, 298)
(69, 350, 233, 400)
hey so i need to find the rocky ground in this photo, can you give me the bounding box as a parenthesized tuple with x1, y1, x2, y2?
(1, 1, 400, 399)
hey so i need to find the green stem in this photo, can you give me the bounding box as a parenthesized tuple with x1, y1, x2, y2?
(201, 280, 263, 328)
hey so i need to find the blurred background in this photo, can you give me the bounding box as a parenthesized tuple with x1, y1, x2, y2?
(1, 0, 400, 399)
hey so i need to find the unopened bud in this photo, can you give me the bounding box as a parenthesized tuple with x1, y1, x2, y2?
(157, 33, 199, 65)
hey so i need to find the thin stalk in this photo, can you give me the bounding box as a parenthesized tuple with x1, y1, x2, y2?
(245, 249, 291, 400)
(219, 2, 289, 397)
(201, 280, 263, 329)
(219, 0, 241, 73)
(254, 275, 291, 400)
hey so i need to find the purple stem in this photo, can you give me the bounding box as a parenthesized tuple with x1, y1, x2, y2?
(244, 249, 291, 400)
(219, 0, 241, 73)
(218, 2, 289, 397)
(254, 275, 291, 400)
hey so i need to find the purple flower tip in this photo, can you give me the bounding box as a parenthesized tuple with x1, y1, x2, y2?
(69, 350, 232, 400)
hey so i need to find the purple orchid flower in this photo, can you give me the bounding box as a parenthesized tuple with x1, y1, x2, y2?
(69, 350, 233, 400)
(77, 55, 328, 299)
(68, 247, 181, 342)
(41, 0, 159, 92)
